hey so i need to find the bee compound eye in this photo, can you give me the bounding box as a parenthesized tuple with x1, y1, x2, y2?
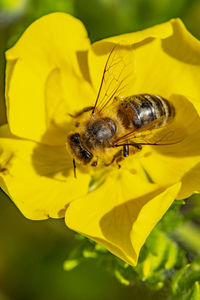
(69, 133, 93, 164)
(70, 133, 80, 144)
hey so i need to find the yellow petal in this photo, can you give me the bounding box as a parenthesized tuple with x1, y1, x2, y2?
(0, 125, 90, 220)
(6, 13, 95, 145)
(65, 169, 181, 266)
(179, 163, 200, 199)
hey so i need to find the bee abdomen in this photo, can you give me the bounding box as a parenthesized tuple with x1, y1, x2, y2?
(118, 94, 175, 130)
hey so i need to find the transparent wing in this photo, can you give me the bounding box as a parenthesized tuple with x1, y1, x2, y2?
(113, 117, 184, 147)
(132, 127, 184, 146)
(92, 43, 135, 114)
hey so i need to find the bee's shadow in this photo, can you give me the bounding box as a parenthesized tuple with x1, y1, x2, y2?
(31, 120, 88, 181)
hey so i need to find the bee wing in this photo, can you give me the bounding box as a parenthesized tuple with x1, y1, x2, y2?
(113, 117, 184, 147)
(92, 43, 135, 114)
(132, 127, 184, 146)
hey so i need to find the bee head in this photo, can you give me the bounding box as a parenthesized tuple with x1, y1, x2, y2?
(68, 133, 93, 164)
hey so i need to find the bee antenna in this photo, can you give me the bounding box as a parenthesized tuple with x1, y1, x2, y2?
(73, 159, 77, 178)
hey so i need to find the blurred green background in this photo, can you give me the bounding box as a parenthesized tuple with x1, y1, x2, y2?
(1, 0, 200, 299)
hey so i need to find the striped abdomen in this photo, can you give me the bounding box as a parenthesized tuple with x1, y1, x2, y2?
(117, 94, 175, 130)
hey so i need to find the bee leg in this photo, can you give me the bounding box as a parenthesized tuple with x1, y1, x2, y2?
(105, 150, 122, 166)
(123, 144, 129, 157)
(116, 156, 123, 169)
(129, 142, 142, 151)
(91, 158, 98, 167)
(68, 106, 94, 118)
(129, 143, 142, 154)
(114, 142, 141, 156)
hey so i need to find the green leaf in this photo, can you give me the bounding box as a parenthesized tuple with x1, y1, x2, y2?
(189, 282, 200, 300)
(171, 257, 200, 299)
(171, 264, 191, 295)
(138, 229, 179, 279)
(165, 242, 179, 270)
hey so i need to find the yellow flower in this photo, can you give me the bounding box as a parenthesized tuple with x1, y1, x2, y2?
(1, 13, 200, 266)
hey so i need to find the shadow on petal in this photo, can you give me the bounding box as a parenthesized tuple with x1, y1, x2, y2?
(91, 38, 155, 56)
(5, 58, 18, 112)
(99, 182, 180, 265)
(178, 162, 200, 199)
(31, 128, 90, 180)
(162, 20, 200, 65)
(43, 68, 76, 145)
(76, 50, 93, 84)
(31, 142, 72, 179)
(99, 188, 164, 262)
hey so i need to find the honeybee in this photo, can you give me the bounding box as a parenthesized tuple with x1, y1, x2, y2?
(67, 44, 181, 176)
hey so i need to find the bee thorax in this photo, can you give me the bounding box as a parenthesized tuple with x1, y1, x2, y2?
(83, 118, 116, 149)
